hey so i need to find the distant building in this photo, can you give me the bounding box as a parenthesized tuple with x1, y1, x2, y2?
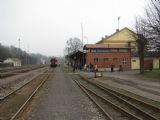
(4, 58, 21, 67)
(40, 58, 46, 64)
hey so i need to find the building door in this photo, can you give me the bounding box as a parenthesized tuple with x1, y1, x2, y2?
(131, 58, 140, 70)
(144, 59, 153, 70)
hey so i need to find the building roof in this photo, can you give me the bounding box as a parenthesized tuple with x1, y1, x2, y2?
(67, 50, 86, 60)
(84, 44, 133, 49)
(96, 27, 136, 44)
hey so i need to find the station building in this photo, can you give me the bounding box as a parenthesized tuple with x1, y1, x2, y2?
(96, 27, 160, 70)
(84, 43, 132, 71)
(69, 27, 160, 71)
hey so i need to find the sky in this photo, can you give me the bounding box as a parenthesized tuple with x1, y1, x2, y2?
(0, 0, 147, 57)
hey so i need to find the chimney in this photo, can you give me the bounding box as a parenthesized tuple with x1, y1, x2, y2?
(105, 35, 108, 38)
(101, 37, 105, 40)
(116, 29, 119, 32)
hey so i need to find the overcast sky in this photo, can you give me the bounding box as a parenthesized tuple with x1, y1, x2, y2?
(0, 0, 147, 57)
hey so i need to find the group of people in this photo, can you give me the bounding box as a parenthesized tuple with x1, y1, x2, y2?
(84, 63, 98, 72)
(72, 63, 123, 72)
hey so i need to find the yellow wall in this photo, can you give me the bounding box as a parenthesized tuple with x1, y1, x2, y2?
(153, 58, 160, 69)
(99, 28, 137, 51)
(131, 57, 160, 69)
(100, 28, 137, 45)
(131, 57, 140, 69)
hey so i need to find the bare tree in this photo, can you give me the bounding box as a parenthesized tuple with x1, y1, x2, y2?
(64, 37, 83, 55)
(135, 17, 147, 74)
(145, 0, 160, 51)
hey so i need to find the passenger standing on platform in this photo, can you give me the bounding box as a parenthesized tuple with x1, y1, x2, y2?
(111, 64, 114, 72)
(84, 64, 87, 71)
(94, 64, 98, 78)
(94, 64, 98, 72)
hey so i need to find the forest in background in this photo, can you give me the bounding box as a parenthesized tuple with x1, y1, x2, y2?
(0, 43, 50, 65)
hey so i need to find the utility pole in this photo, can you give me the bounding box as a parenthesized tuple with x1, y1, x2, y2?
(18, 38, 21, 59)
(81, 23, 84, 45)
(25, 48, 27, 65)
(81, 23, 84, 68)
(68, 48, 69, 71)
(27, 45, 30, 64)
(118, 17, 120, 30)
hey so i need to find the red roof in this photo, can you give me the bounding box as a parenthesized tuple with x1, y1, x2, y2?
(84, 44, 132, 49)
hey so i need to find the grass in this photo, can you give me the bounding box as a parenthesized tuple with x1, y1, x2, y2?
(138, 70, 160, 79)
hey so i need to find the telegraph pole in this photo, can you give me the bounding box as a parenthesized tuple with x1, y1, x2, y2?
(27, 45, 30, 64)
(18, 38, 21, 59)
(81, 23, 84, 68)
(81, 23, 84, 45)
(25, 48, 27, 65)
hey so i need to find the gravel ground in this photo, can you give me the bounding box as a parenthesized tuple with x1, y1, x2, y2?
(0, 67, 47, 99)
(27, 67, 106, 120)
(79, 71, 160, 102)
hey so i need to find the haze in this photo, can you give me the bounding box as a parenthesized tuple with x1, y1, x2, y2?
(0, 0, 146, 56)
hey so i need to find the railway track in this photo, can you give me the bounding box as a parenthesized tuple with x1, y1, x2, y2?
(0, 65, 46, 78)
(0, 69, 53, 120)
(72, 74, 160, 120)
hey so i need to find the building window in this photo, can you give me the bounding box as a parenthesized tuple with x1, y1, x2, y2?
(118, 49, 128, 52)
(97, 49, 111, 53)
(94, 58, 98, 62)
(123, 58, 128, 65)
(91, 49, 111, 53)
(113, 57, 118, 61)
(91, 49, 97, 53)
(104, 58, 109, 62)
(132, 60, 136, 62)
(111, 49, 118, 52)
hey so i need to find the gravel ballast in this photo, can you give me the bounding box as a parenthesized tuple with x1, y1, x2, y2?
(27, 67, 106, 120)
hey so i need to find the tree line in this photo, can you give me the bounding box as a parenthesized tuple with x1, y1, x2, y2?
(0, 43, 48, 65)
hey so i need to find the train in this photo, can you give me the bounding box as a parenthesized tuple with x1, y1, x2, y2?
(50, 58, 58, 67)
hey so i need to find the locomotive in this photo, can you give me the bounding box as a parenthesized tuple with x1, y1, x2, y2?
(50, 58, 58, 67)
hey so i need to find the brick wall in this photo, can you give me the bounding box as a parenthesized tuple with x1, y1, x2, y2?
(86, 52, 131, 69)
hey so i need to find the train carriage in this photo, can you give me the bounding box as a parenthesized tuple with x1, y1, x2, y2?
(50, 58, 57, 67)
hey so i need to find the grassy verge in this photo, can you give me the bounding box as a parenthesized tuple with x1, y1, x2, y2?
(138, 70, 160, 79)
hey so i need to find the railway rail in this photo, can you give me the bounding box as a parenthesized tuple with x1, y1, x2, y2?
(0, 65, 46, 78)
(0, 65, 40, 73)
(0, 68, 53, 120)
(72, 74, 160, 120)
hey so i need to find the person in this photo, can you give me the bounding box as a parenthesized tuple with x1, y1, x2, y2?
(84, 64, 87, 71)
(94, 64, 98, 72)
(73, 64, 76, 72)
(111, 64, 114, 72)
(119, 65, 123, 72)
(94, 64, 98, 78)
